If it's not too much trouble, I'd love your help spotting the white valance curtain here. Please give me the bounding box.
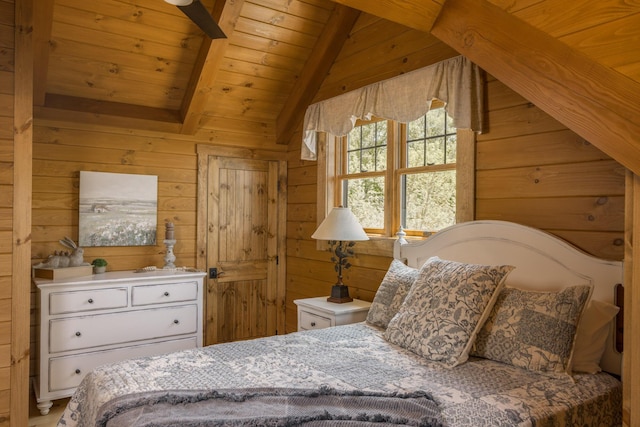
[301,56,484,160]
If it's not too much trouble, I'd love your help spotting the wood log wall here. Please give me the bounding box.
[284,16,625,333]
[0,0,15,421]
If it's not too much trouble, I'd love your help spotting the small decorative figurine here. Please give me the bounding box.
[33,237,89,269]
[163,221,177,269]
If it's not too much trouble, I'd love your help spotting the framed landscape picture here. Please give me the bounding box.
[79,171,158,247]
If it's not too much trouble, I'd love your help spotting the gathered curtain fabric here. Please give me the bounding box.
[301,55,484,161]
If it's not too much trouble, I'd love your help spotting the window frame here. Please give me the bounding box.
[316,110,475,255]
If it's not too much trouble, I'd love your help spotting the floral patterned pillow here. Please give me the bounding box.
[366,259,419,329]
[471,285,592,375]
[384,257,514,368]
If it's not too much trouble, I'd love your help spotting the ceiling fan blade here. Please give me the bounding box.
[177,0,227,39]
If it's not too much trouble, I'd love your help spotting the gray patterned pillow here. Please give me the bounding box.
[384,257,514,368]
[471,285,592,375]
[366,259,419,329]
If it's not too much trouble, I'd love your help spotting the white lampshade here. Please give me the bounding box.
[164,0,193,6]
[311,207,369,241]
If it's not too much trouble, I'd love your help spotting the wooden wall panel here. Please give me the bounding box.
[0,0,14,422]
[476,75,625,260]
[284,16,626,334]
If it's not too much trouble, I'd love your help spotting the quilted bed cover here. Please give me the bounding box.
[57,323,621,427]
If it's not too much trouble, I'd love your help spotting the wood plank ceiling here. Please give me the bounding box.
[31,0,640,175]
[33,0,355,140]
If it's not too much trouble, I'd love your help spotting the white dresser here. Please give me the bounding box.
[33,269,205,415]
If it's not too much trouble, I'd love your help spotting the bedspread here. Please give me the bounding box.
[57,323,621,427]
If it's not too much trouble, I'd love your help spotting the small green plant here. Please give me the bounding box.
[91,258,108,267]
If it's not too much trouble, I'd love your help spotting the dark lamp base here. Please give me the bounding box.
[327,284,353,303]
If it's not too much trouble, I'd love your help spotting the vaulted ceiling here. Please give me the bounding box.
[32,0,640,174]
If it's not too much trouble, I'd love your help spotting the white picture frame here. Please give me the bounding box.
[79,171,158,247]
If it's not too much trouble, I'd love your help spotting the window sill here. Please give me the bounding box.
[355,234,429,258]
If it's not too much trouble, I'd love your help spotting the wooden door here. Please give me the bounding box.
[205,156,279,344]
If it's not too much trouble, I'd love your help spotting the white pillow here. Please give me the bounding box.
[571,300,620,374]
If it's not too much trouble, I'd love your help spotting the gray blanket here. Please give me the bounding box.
[97,386,443,427]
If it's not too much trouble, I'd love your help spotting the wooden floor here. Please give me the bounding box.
[28,394,68,427]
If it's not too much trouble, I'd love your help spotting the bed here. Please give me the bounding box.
[57,220,623,427]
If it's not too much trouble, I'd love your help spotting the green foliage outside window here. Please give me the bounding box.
[339,107,457,235]
[345,177,385,229]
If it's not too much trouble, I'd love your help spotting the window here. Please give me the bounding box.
[321,104,475,242]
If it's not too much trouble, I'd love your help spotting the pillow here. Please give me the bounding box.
[571,299,619,374]
[471,285,592,375]
[366,259,419,329]
[384,257,514,368]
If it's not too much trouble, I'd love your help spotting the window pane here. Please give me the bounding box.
[376,146,387,170]
[360,147,377,172]
[446,135,457,164]
[406,108,457,168]
[344,177,384,229]
[408,115,426,140]
[362,124,377,148]
[426,137,445,166]
[407,140,425,168]
[427,108,445,136]
[347,122,387,173]
[348,128,361,151]
[402,170,455,232]
[347,150,360,174]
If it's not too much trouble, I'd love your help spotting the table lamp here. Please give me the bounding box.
[311,207,369,303]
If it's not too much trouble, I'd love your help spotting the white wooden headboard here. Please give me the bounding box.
[394,220,623,375]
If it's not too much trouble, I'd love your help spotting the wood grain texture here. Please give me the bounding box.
[431,0,640,176]
[12,0,640,420]
[12,0,32,424]
[328,0,443,32]
[180,0,244,134]
[276,4,360,145]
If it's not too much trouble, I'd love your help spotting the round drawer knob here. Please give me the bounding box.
[75,369,81,375]
[164,292,170,297]
[173,319,179,324]
[75,331,81,337]
[88,298,94,304]
[310,322,316,327]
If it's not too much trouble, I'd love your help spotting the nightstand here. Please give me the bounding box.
[294,297,371,332]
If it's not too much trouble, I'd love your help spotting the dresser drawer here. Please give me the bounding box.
[132,281,198,306]
[49,304,198,353]
[299,310,332,330]
[49,288,128,315]
[48,337,197,392]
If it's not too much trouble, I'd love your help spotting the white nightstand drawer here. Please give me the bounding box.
[132,281,198,306]
[294,297,372,332]
[49,304,198,353]
[48,337,197,392]
[299,310,332,330]
[49,288,128,314]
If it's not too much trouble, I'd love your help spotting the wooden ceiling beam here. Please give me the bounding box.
[431,0,640,176]
[179,0,245,135]
[275,4,360,146]
[32,0,55,106]
[36,94,183,133]
[327,0,443,33]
